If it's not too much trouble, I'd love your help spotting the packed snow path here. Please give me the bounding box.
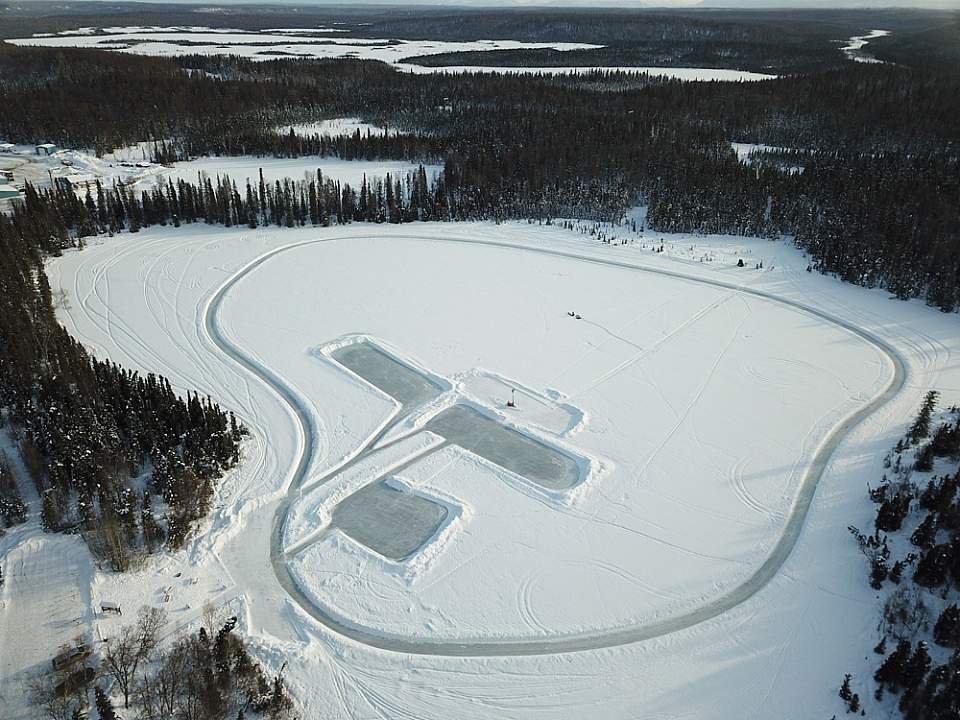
[200,232,905,656]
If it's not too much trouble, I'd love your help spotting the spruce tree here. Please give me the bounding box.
[95,685,117,720]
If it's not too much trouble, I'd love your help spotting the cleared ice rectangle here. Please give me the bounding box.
[331,341,442,409]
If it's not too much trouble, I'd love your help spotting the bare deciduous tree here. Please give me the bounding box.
[101,605,167,708]
[201,600,220,640]
[137,637,189,720]
[883,585,931,641]
[28,673,80,720]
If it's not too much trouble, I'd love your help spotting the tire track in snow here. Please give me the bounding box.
[197,231,905,656]
[571,281,748,399]
[516,570,551,635]
[729,456,776,519]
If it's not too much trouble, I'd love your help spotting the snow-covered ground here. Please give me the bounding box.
[5,27,777,81]
[0,431,95,720]
[12,216,950,718]
[0,144,440,196]
[217,231,887,641]
[277,118,401,139]
[730,142,792,161]
[729,142,807,174]
[0,144,166,191]
[162,156,440,189]
[101,140,165,163]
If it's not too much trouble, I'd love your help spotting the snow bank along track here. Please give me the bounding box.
[202,233,906,657]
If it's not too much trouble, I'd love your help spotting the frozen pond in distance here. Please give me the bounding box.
[331,341,442,410]
[425,405,580,491]
[332,480,448,561]
[6,27,777,81]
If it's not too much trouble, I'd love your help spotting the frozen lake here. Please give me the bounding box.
[7,26,777,81]
[44,219,960,719]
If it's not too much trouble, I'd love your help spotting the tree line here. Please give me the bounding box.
[0,449,27,532]
[0,179,245,570]
[847,392,960,718]
[31,605,295,720]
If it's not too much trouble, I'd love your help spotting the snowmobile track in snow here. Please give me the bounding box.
[203,232,906,656]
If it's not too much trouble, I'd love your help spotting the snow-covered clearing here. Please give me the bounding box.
[277,118,402,139]
[730,142,793,161]
[729,142,807,174]
[0,534,95,718]
[0,432,95,719]
[0,144,440,197]
[161,156,440,189]
[100,140,164,163]
[0,145,166,191]
[14,215,950,717]
[5,28,777,81]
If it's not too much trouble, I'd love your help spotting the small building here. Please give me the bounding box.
[0,177,19,201]
[52,643,91,672]
[64,173,98,192]
[36,143,57,156]
[100,600,122,615]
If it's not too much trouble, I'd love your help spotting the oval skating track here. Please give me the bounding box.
[201,233,905,657]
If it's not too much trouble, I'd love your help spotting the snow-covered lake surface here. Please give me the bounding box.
[231,228,890,641]
[841,29,891,64]
[18,216,955,718]
[5,27,776,81]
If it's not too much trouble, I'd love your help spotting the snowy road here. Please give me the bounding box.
[202,232,905,656]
